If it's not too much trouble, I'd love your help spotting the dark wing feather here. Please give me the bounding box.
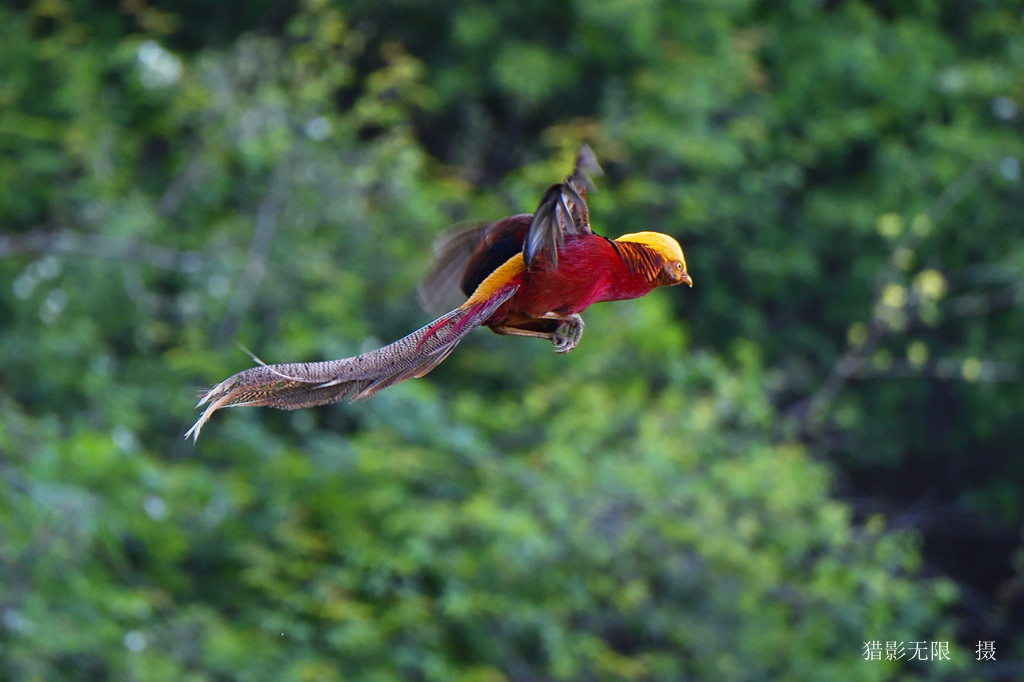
[522,145,604,271]
[568,143,602,197]
[186,285,518,442]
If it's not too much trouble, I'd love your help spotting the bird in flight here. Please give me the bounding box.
[186,146,691,441]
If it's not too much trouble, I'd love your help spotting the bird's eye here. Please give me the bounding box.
[674,262,683,271]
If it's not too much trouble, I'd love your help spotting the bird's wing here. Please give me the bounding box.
[416,221,491,314]
[522,144,604,271]
[419,146,604,306]
[186,282,519,442]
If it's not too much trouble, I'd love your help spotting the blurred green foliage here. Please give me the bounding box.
[1,0,1022,679]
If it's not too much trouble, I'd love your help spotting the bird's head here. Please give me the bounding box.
[616,231,692,287]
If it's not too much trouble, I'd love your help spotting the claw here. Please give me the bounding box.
[551,314,584,354]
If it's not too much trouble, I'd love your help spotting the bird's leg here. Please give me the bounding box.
[490,313,585,354]
[489,323,556,340]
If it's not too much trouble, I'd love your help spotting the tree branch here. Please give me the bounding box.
[790,160,995,430]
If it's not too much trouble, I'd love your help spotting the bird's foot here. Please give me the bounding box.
[552,314,584,354]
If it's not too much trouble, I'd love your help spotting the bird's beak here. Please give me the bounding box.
[680,272,693,287]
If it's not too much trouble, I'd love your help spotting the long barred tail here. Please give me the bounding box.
[185,286,517,442]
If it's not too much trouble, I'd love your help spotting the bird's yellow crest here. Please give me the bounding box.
[615,231,687,270]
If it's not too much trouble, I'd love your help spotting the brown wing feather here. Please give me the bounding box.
[417,221,491,314]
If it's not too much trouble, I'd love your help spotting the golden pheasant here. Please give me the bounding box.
[186,146,691,441]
